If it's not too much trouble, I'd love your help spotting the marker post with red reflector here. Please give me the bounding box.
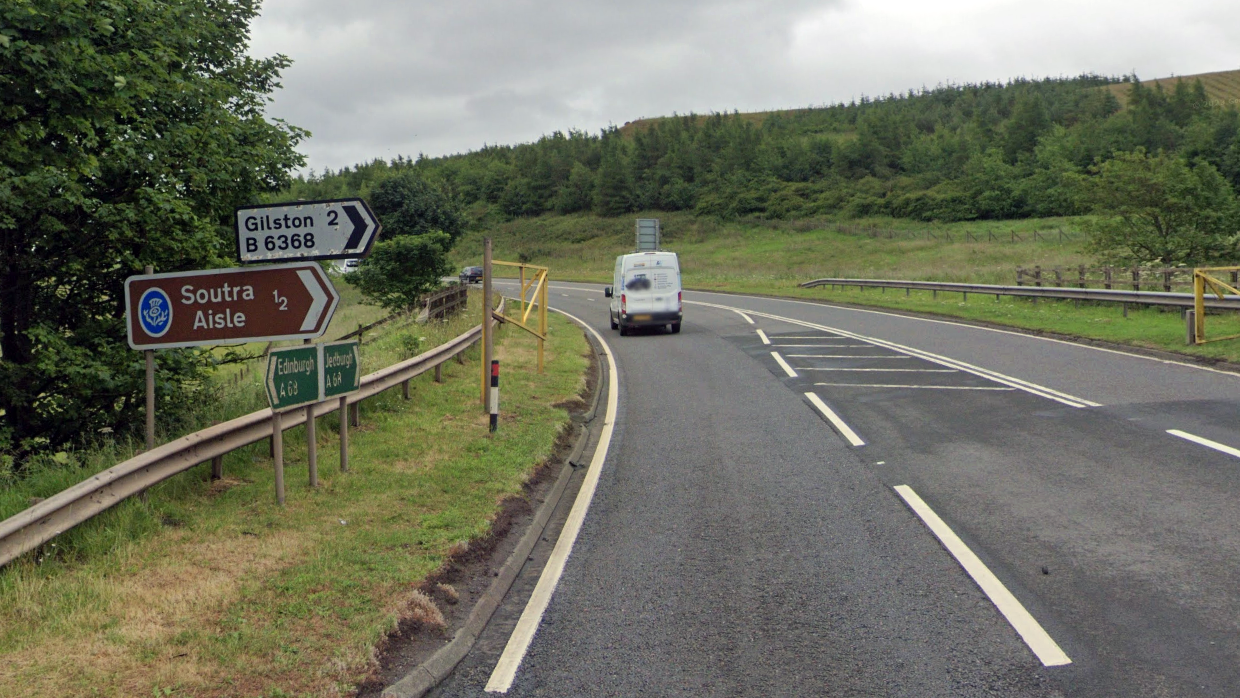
[489,360,500,433]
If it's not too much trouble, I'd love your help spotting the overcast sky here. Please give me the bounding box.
[248,0,1240,174]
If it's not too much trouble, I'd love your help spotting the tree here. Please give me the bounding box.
[347,172,463,310]
[1077,149,1240,265]
[592,144,633,216]
[368,171,465,242]
[0,0,305,459]
[345,233,453,312]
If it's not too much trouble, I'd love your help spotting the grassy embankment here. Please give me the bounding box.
[454,211,1240,362]
[0,293,590,697]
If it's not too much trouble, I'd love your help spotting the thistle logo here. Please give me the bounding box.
[138,287,172,338]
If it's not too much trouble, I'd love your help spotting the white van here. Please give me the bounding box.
[605,251,682,335]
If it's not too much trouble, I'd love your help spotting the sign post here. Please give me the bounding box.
[322,341,361,474]
[143,264,155,451]
[125,263,339,350]
[235,198,380,264]
[265,341,360,498]
[265,344,318,504]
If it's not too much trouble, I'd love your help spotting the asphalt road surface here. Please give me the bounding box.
[427,281,1240,697]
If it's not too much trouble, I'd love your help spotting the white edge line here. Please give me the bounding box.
[484,308,620,693]
[771,351,798,378]
[804,392,866,446]
[735,309,755,324]
[756,329,770,344]
[893,485,1071,667]
[1168,429,1240,459]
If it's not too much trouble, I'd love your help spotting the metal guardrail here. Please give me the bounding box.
[800,278,1240,310]
[0,322,486,569]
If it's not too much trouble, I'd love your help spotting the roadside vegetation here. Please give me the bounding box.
[0,299,590,697]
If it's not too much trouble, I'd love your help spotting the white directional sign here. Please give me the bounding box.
[234,198,381,264]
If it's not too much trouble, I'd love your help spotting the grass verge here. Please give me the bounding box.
[0,302,589,697]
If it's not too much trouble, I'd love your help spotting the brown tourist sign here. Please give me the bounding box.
[125,263,339,350]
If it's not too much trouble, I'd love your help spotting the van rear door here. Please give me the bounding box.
[621,254,679,319]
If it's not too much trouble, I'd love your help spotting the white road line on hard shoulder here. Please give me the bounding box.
[688,301,1099,408]
[801,368,957,373]
[772,344,874,347]
[1168,430,1240,459]
[734,309,756,324]
[893,485,1072,667]
[771,352,798,378]
[814,383,1015,391]
[484,308,620,693]
[788,355,911,359]
[756,329,771,345]
[805,392,865,446]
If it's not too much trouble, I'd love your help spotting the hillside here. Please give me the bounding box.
[285,68,1240,241]
[1102,68,1240,107]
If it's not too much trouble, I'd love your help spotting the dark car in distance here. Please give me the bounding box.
[459,266,484,284]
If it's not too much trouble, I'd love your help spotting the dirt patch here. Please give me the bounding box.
[352,331,598,697]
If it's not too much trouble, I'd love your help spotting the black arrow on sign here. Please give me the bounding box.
[343,205,371,251]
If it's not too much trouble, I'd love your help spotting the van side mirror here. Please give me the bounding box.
[604,287,613,298]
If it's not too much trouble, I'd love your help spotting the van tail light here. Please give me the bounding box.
[678,291,682,312]
[621,294,627,313]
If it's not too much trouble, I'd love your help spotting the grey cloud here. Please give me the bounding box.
[249,0,1240,172]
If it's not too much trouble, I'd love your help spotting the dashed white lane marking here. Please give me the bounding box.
[805,392,865,446]
[787,355,912,359]
[735,310,756,324]
[484,309,620,693]
[690,301,1098,408]
[756,329,771,345]
[800,368,957,373]
[1168,429,1240,459]
[893,485,1072,667]
[815,383,1015,391]
[771,352,798,377]
[561,293,569,297]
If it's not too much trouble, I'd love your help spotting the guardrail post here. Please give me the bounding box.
[402,379,410,400]
[211,455,223,481]
[339,396,349,472]
[435,363,443,383]
[273,410,285,505]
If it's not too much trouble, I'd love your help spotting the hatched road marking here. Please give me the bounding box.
[735,310,756,324]
[805,392,865,446]
[894,485,1072,667]
[691,301,1099,408]
[799,368,957,373]
[756,329,771,345]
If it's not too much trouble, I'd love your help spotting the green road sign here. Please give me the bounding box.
[266,345,321,411]
[322,341,360,399]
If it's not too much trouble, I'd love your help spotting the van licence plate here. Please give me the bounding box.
[632,314,651,321]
